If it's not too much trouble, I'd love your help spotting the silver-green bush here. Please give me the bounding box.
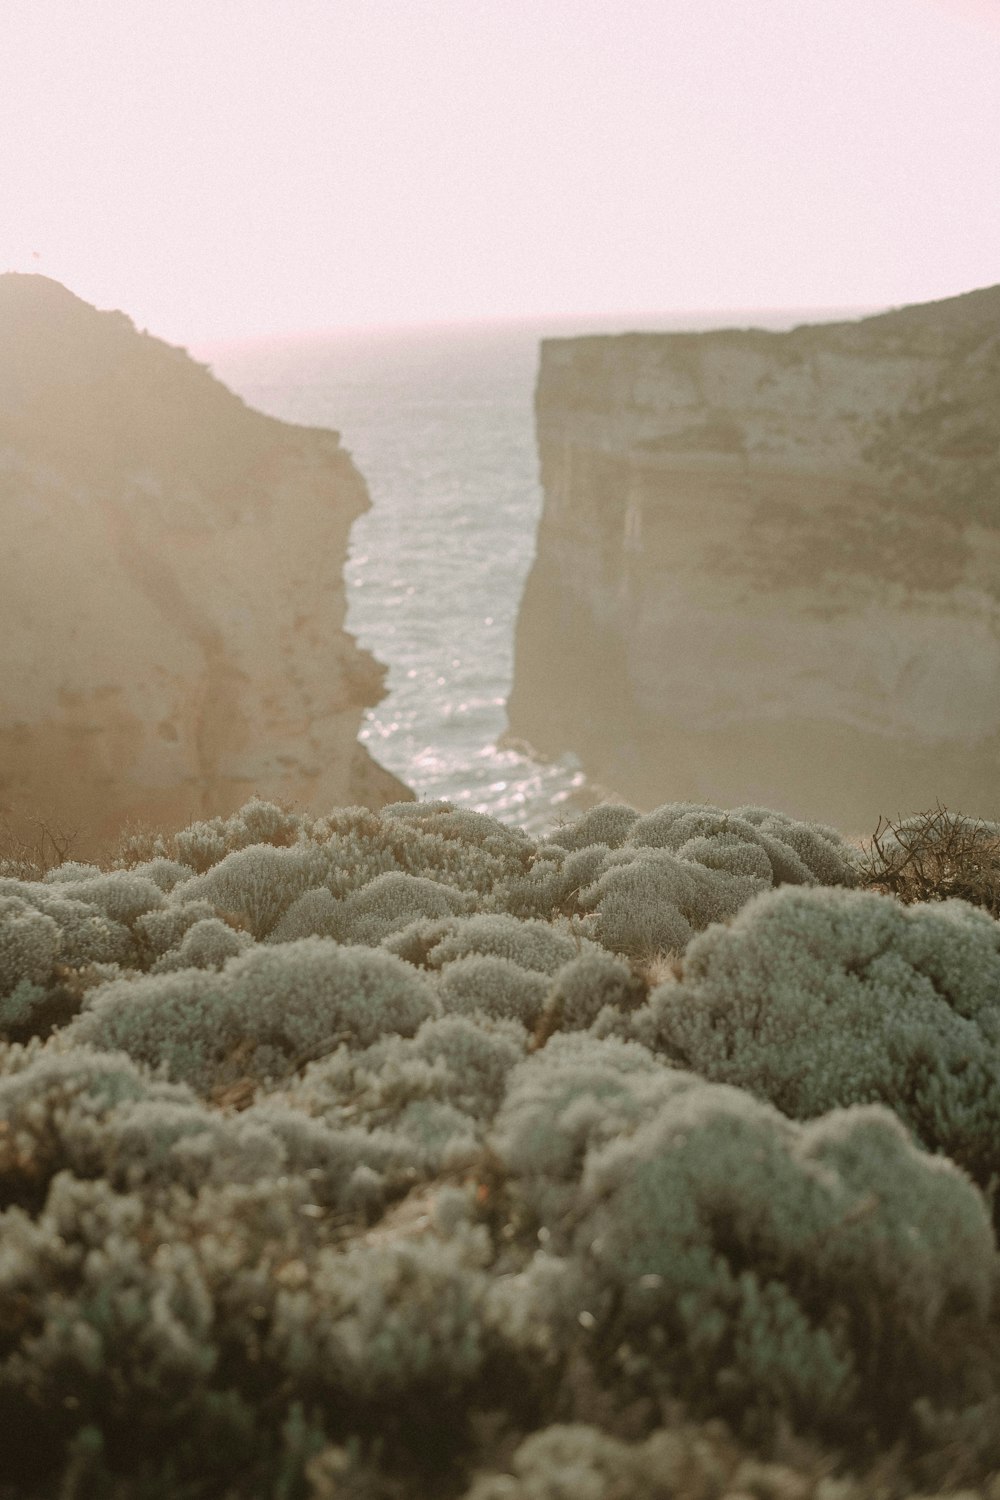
[647,884,1000,1184]
[2,796,997,1499]
[66,939,441,1090]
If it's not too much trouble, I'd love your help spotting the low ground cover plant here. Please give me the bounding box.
[1,795,999,1499]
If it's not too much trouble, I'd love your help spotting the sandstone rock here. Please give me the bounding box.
[0,274,411,859]
[509,286,1000,831]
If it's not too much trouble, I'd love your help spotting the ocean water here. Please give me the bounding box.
[198,308,857,830]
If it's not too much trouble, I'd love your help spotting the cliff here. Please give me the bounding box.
[509,285,1000,830]
[0,274,411,857]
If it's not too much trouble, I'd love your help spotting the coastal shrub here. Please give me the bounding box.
[633,1101,988,1422]
[425,914,583,975]
[492,1034,686,1223]
[260,875,470,952]
[287,1034,458,1128]
[286,1014,523,1141]
[492,841,617,922]
[0,978,53,1035]
[487,844,575,920]
[171,802,535,929]
[220,940,440,1051]
[647,885,1000,1186]
[0,894,61,994]
[316,800,531,899]
[127,855,195,892]
[461,1421,830,1500]
[233,1101,425,1210]
[0,1155,500,1488]
[628,803,858,887]
[169,796,304,872]
[177,842,334,938]
[89,1096,287,1191]
[0,883,137,975]
[731,805,861,888]
[570,800,859,966]
[39,860,102,883]
[266,885,343,943]
[64,966,252,1090]
[381,915,466,967]
[0,890,135,1039]
[457,1418,1000,1500]
[547,802,641,852]
[674,830,774,882]
[0,1043,427,1222]
[66,939,441,1090]
[265,1228,492,1405]
[47,900,135,972]
[496,802,859,940]
[118,797,861,970]
[577,846,764,959]
[413,1015,524,1119]
[381,800,534,861]
[40,869,165,927]
[0,1045,267,1208]
[133,898,219,960]
[328,871,477,946]
[0,1174,217,1429]
[5,794,1000,1496]
[536,948,643,1039]
[557,843,616,901]
[438,954,550,1027]
[150,915,254,972]
[504,1076,995,1439]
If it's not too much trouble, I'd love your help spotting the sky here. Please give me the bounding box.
[2,0,999,343]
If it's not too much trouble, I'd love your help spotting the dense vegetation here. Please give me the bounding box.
[2,795,999,1498]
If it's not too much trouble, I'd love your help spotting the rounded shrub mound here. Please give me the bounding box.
[460,1421,833,1500]
[498,1071,995,1442]
[576,846,765,958]
[647,884,1000,1187]
[67,938,441,1091]
[555,802,860,962]
[623,801,859,887]
[1,894,61,996]
[4,796,1000,1498]
[438,953,550,1028]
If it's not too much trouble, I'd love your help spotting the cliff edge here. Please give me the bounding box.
[0,274,411,857]
[508,285,1000,829]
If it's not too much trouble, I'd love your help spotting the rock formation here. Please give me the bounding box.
[0,274,411,858]
[508,286,1000,830]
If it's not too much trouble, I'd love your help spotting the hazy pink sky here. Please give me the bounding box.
[3,0,999,342]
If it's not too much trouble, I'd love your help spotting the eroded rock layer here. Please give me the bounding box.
[509,286,1000,829]
[0,274,410,857]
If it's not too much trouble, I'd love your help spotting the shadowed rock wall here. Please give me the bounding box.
[508,285,1000,830]
[0,274,411,857]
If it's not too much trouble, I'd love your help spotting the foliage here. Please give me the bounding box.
[0,796,997,1498]
[644,884,1000,1190]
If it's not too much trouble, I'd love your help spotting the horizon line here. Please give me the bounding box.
[190,300,890,353]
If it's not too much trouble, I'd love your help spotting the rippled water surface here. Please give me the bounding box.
[198,310,843,829]
[198,322,591,829]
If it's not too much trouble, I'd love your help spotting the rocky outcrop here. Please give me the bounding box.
[0,274,411,858]
[508,286,1000,830]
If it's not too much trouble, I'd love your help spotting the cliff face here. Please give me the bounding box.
[0,274,410,857]
[509,286,1000,830]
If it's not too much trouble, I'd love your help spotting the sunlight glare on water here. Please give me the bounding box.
[197,322,590,830]
[200,310,832,830]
